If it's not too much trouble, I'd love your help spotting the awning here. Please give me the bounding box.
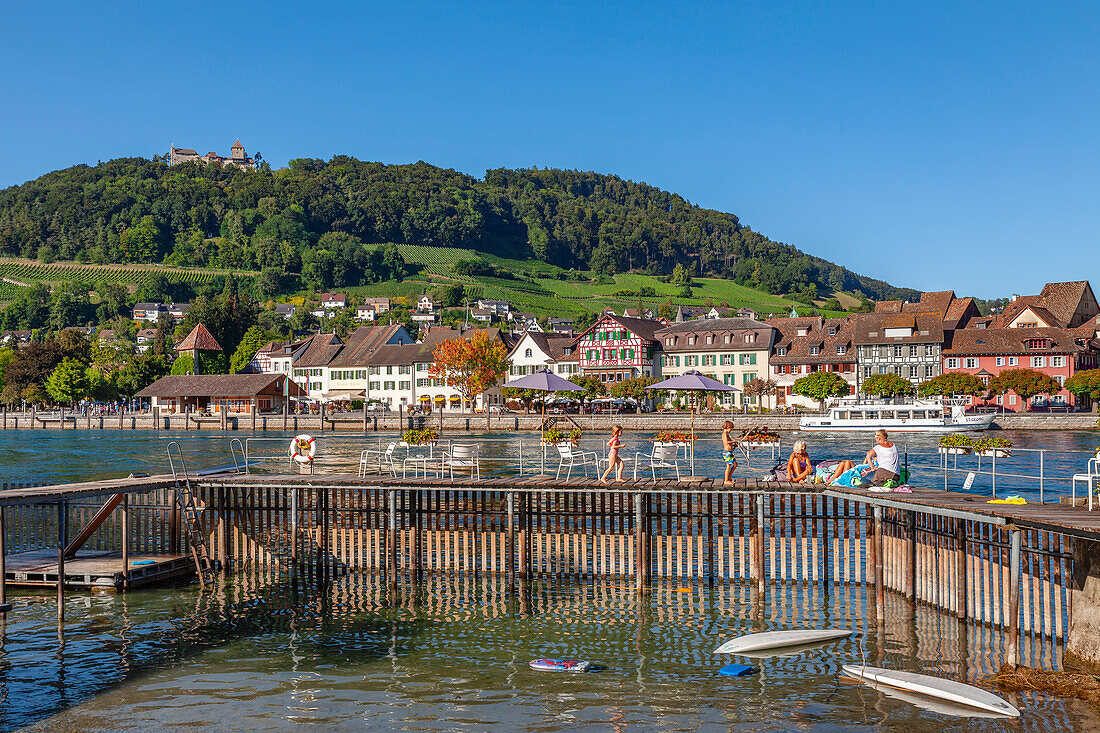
[418,395,431,402]
[433,395,446,402]
[321,390,366,402]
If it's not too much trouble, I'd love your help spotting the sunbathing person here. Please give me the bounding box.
[786,441,813,483]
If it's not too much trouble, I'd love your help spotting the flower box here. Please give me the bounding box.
[741,440,780,449]
[938,447,972,456]
[976,448,1011,458]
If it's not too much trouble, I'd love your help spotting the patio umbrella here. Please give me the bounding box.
[647,370,739,474]
[502,369,584,444]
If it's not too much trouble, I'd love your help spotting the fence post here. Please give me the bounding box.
[907,511,917,601]
[873,505,884,623]
[121,494,129,591]
[752,494,765,594]
[387,489,397,590]
[507,491,516,591]
[634,493,646,594]
[956,518,967,619]
[283,402,288,431]
[363,400,368,432]
[1006,528,1021,668]
[0,507,6,612]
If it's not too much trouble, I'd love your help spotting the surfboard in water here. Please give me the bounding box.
[841,665,1020,718]
[529,659,591,673]
[713,629,852,655]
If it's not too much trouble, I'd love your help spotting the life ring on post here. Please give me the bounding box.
[290,434,316,465]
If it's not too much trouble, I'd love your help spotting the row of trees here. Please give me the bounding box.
[0,156,917,301]
[789,368,1087,411]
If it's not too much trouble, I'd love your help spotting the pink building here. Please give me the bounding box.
[571,314,661,383]
[943,327,1099,410]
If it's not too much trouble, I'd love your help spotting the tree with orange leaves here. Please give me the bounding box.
[429,330,510,427]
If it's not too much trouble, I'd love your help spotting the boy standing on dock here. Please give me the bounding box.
[722,421,738,486]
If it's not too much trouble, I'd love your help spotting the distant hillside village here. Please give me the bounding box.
[100,280,1100,416]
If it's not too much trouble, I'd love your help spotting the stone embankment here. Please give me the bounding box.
[0,409,1094,432]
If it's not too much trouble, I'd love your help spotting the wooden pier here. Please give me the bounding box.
[4,468,1100,667]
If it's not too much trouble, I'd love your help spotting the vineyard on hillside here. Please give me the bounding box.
[0,260,252,292]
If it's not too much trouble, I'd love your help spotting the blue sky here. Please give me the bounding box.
[2,1,1098,298]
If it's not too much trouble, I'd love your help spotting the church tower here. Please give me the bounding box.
[231,139,245,160]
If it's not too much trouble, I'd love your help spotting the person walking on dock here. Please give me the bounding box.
[600,425,626,484]
[865,429,900,486]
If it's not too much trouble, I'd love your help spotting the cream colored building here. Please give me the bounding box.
[654,318,776,408]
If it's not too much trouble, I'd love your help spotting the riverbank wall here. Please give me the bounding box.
[1,410,1095,432]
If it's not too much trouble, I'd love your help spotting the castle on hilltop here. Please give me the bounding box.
[169,140,255,170]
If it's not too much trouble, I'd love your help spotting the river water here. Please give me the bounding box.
[1,428,1099,731]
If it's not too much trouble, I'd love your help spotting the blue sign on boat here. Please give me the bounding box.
[718,663,758,677]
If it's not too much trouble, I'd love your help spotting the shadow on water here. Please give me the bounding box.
[0,571,1093,732]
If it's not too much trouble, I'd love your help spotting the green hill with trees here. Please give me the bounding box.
[0,156,917,303]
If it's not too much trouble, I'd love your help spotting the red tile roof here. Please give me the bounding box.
[176,323,222,352]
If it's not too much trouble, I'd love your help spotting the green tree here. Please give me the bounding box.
[917,372,985,398]
[989,368,1063,412]
[860,373,915,398]
[609,375,661,412]
[115,355,169,397]
[0,347,16,391]
[573,375,606,411]
[84,366,117,402]
[230,325,271,373]
[1065,369,1100,411]
[45,357,88,406]
[21,383,47,408]
[501,387,540,413]
[792,371,851,410]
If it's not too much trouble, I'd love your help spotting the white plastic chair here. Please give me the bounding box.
[445,444,481,479]
[1073,453,1100,510]
[637,443,682,481]
[359,442,398,477]
[555,443,600,479]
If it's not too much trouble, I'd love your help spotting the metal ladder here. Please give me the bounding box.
[166,442,216,588]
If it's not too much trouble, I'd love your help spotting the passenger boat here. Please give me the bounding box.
[798,398,994,433]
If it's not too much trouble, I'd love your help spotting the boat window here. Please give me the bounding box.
[835,411,847,420]
[897,411,911,419]
[848,411,862,419]
[912,410,926,419]
[879,411,894,419]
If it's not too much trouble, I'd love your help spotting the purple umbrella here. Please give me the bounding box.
[647,370,739,473]
[502,369,584,442]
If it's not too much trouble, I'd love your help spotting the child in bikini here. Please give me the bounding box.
[600,425,626,484]
[722,420,738,486]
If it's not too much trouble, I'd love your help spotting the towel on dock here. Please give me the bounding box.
[988,495,1027,505]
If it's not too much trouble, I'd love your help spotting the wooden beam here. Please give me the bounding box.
[63,494,125,558]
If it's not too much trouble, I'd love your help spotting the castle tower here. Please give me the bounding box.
[231,139,245,160]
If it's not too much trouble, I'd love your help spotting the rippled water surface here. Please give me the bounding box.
[0,428,1098,730]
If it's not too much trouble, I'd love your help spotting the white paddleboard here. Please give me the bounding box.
[713,628,851,655]
[841,665,1019,718]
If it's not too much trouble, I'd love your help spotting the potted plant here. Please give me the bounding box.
[974,436,1012,458]
[739,427,780,448]
[402,428,439,446]
[653,431,696,446]
[938,434,974,455]
[541,427,580,446]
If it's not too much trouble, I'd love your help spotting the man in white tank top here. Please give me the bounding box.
[864,429,900,486]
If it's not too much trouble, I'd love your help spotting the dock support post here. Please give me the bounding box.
[906,511,917,601]
[118,406,123,430]
[634,493,645,594]
[956,519,967,619]
[121,494,129,591]
[387,489,397,590]
[0,507,6,613]
[251,400,256,431]
[752,494,765,594]
[506,492,516,591]
[290,486,298,567]
[363,400,368,432]
[283,403,288,431]
[57,501,67,622]
[519,493,529,581]
[1006,528,1021,668]
[873,506,884,623]
[821,497,830,589]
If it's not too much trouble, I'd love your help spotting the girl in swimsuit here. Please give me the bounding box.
[786,441,813,483]
[600,425,625,484]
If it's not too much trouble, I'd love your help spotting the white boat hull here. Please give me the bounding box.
[798,417,994,433]
[841,664,1020,717]
[713,628,851,655]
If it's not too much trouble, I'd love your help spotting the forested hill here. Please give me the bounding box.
[0,156,918,301]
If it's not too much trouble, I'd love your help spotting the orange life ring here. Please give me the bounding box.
[290,434,316,464]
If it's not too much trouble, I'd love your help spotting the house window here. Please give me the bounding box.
[909,345,918,357]
[724,335,730,344]
[836,345,846,355]
[879,366,889,375]
[925,345,935,357]
[894,366,903,376]
[946,358,960,369]
[688,336,696,345]
[925,365,935,378]
[809,346,819,355]
[995,357,1005,367]
[1052,356,1065,368]
[863,366,872,377]
[1009,357,1018,366]
[964,358,978,369]
[525,348,532,358]
[776,347,787,356]
[893,345,903,358]
[706,335,714,344]
[1032,356,1046,368]
[828,327,837,335]
[745,333,756,344]
[909,365,918,378]
[721,354,733,365]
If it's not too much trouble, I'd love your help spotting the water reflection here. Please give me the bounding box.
[0,572,1086,731]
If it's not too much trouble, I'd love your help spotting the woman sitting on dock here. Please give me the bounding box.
[786,441,813,483]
